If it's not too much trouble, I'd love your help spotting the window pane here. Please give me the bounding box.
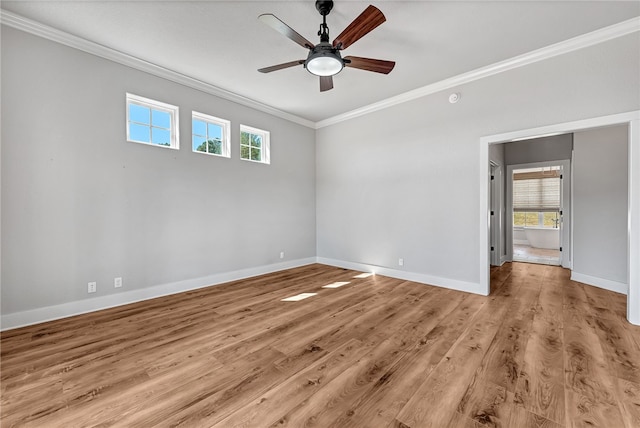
[251,147,261,161]
[207,123,222,140]
[251,134,262,148]
[543,212,559,227]
[193,119,206,136]
[209,139,222,155]
[241,131,250,145]
[525,212,538,226]
[129,104,150,124]
[152,128,171,146]
[513,212,525,226]
[196,140,222,154]
[152,109,171,129]
[193,135,207,152]
[129,123,150,142]
[241,145,250,159]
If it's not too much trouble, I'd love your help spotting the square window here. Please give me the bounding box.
[126,93,179,149]
[192,112,230,158]
[240,125,270,164]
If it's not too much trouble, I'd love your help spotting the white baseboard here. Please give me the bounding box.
[2,257,487,331]
[0,257,317,331]
[513,239,530,245]
[571,271,628,295]
[316,257,484,296]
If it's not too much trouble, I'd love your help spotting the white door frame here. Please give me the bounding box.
[489,162,501,266]
[479,110,640,326]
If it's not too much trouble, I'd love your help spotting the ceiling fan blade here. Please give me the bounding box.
[258,60,305,73]
[320,75,333,92]
[344,56,395,74]
[259,14,315,49]
[332,5,386,50]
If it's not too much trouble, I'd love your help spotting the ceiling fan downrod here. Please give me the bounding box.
[316,0,333,42]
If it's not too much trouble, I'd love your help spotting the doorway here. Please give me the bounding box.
[505,159,571,269]
[479,111,640,326]
[509,164,563,266]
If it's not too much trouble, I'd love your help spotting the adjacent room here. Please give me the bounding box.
[2,1,640,427]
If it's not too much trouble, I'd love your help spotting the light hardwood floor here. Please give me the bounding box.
[2,263,639,427]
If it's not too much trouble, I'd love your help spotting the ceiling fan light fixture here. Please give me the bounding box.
[305,46,344,76]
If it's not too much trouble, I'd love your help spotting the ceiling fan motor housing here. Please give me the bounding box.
[315,0,334,16]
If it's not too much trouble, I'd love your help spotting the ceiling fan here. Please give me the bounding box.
[258,0,395,92]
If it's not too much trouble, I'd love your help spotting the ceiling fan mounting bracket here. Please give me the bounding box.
[315,0,334,16]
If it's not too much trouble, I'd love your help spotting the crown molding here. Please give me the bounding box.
[2,10,638,130]
[315,16,640,129]
[0,10,316,129]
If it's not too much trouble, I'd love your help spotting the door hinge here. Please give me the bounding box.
[491,246,495,251]
[560,210,563,215]
[491,175,495,180]
[560,174,563,179]
[491,211,494,215]
[560,247,563,252]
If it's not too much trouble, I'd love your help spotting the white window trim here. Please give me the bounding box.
[126,93,179,150]
[192,111,231,158]
[240,124,270,164]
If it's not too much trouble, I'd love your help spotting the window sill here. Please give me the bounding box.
[128,139,179,150]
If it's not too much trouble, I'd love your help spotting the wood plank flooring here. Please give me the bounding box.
[2,262,639,427]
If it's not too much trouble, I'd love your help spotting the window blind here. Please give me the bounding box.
[513,175,560,212]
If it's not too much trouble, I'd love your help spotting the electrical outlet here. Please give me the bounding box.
[280,251,285,259]
[88,282,97,293]
[114,277,122,288]
[398,258,404,266]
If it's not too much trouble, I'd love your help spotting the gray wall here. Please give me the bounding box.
[316,33,639,289]
[1,27,316,315]
[573,125,628,284]
[504,133,573,165]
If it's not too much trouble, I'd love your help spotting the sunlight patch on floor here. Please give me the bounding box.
[281,293,318,302]
[353,272,373,278]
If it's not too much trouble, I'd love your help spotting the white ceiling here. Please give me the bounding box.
[2,1,639,123]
